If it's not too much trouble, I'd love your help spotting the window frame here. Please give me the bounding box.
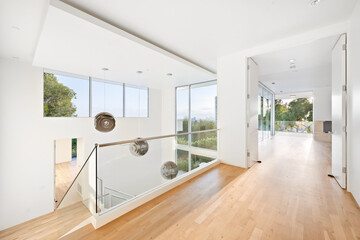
[43,69,149,118]
[124,83,149,118]
[90,77,125,118]
[175,80,217,171]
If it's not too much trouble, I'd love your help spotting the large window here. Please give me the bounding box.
[43,70,148,118]
[190,82,217,150]
[175,80,217,172]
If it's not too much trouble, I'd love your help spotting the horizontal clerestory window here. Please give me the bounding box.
[43,69,149,118]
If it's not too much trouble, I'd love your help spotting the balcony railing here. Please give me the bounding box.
[275,121,313,133]
[56,129,219,217]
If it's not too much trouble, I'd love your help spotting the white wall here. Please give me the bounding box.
[348,0,360,205]
[313,87,332,121]
[55,138,72,164]
[217,54,248,168]
[0,58,165,230]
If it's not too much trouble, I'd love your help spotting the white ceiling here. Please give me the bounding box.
[276,91,313,100]
[253,35,339,94]
[61,0,357,72]
[0,0,357,77]
[32,1,215,89]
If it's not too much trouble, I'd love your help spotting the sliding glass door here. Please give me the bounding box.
[258,84,274,142]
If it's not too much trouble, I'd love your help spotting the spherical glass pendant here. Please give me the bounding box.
[161,161,178,180]
[129,138,149,156]
[94,112,116,132]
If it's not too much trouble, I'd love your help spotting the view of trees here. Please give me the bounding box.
[72,138,77,158]
[275,98,313,133]
[176,149,214,173]
[177,118,217,150]
[43,73,77,117]
[275,98,313,122]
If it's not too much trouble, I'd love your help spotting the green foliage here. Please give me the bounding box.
[43,73,77,117]
[191,155,213,169]
[72,138,77,158]
[177,136,188,145]
[275,98,313,121]
[191,119,216,131]
[177,159,189,172]
[191,136,217,150]
[177,118,217,150]
[176,150,189,172]
[275,101,288,121]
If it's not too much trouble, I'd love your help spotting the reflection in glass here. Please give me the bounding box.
[191,154,214,170]
[176,149,189,173]
[258,85,274,142]
[176,86,189,145]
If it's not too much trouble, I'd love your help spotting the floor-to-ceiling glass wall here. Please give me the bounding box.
[258,84,275,142]
[175,80,217,173]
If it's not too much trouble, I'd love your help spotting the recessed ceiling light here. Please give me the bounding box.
[309,0,321,6]
[290,95,296,98]
[289,59,296,64]
[166,73,173,76]
[12,56,19,60]
[11,26,20,31]
[101,68,109,71]
[272,82,275,85]
[290,65,296,69]
[137,70,143,74]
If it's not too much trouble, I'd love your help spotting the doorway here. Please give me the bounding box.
[54,137,84,207]
[246,34,348,189]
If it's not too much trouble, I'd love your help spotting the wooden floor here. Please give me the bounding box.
[55,160,80,206]
[0,203,91,240]
[2,134,360,239]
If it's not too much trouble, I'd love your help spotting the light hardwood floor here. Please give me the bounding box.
[55,160,80,207]
[0,203,91,240]
[1,134,360,239]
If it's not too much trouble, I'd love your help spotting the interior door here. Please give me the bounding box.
[331,34,347,189]
[247,58,259,167]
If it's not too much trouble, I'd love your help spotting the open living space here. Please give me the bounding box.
[1,0,360,239]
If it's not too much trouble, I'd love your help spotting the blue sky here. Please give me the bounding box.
[177,84,217,121]
[55,74,89,117]
[55,74,147,117]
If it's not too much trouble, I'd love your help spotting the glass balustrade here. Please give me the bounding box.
[275,121,313,133]
[58,130,219,216]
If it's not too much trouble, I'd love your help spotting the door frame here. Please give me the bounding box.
[244,29,349,186]
[331,33,348,189]
[246,57,259,167]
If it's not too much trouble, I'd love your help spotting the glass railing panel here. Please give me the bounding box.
[96,130,218,215]
[191,154,215,170]
[275,121,313,133]
[190,130,217,150]
[57,146,97,215]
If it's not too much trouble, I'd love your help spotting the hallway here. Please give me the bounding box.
[63,134,360,239]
